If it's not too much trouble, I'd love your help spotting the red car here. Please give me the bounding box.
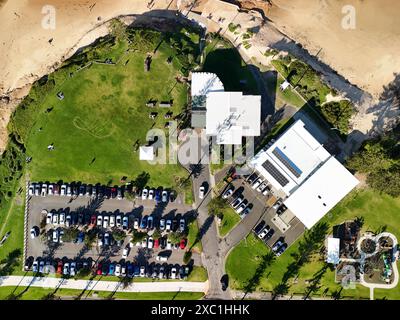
[90,214,97,226]
[154,238,159,249]
[96,263,102,275]
[57,261,63,274]
[180,238,187,250]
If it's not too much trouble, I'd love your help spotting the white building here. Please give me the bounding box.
[139,146,155,161]
[191,72,261,144]
[249,119,359,229]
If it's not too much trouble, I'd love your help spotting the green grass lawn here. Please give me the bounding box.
[226,188,400,299]
[187,220,203,252]
[0,286,204,300]
[20,36,190,187]
[218,207,241,237]
[187,266,208,282]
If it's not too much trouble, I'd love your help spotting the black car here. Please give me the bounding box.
[105,187,112,199]
[72,184,79,196]
[254,220,266,234]
[276,204,287,215]
[78,212,84,225]
[172,219,178,232]
[160,237,167,250]
[98,186,104,198]
[102,262,109,276]
[79,185,86,196]
[220,274,229,291]
[169,191,176,203]
[264,228,275,242]
[246,173,258,185]
[24,256,34,271]
[71,213,78,225]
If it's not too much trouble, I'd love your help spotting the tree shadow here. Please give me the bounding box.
[189,215,213,251]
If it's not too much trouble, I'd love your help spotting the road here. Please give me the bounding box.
[0,275,207,293]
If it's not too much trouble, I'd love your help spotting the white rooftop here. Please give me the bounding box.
[205,91,261,144]
[284,156,359,229]
[191,72,224,97]
[139,146,155,161]
[249,119,330,195]
[326,237,341,265]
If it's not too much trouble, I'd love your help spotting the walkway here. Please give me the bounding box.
[0,276,208,293]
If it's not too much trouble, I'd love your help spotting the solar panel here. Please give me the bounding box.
[261,160,289,187]
[272,147,302,178]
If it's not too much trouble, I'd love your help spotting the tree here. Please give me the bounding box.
[368,168,400,197]
[62,228,79,243]
[131,231,147,243]
[347,143,394,173]
[152,229,161,239]
[84,229,97,248]
[320,101,354,134]
[112,229,126,242]
[207,196,228,216]
[168,232,182,244]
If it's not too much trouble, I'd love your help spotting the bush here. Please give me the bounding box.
[320,100,354,134]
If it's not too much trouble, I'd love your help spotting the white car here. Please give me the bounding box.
[52,213,59,225]
[34,184,40,196]
[142,188,148,200]
[166,239,172,250]
[41,183,48,197]
[98,235,103,247]
[159,219,166,231]
[30,227,39,239]
[66,185,72,196]
[116,215,122,228]
[115,264,121,277]
[65,214,71,227]
[252,179,263,190]
[59,229,64,243]
[258,227,270,240]
[122,247,129,259]
[236,201,248,214]
[140,266,146,277]
[166,219,172,232]
[60,184,67,196]
[170,267,177,279]
[141,238,147,248]
[148,189,154,200]
[52,229,59,243]
[46,212,52,224]
[222,187,234,199]
[199,186,205,199]
[97,215,103,227]
[103,215,109,228]
[156,255,168,262]
[28,184,34,196]
[273,199,283,210]
[70,262,76,276]
[147,237,154,249]
[109,215,115,228]
[48,184,54,195]
[257,182,267,193]
[59,212,65,225]
[133,218,139,230]
[262,186,270,196]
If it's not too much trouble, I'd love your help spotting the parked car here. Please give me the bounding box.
[251,179,263,190]
[256,182,267,193]
[246,173,258,185]
[111,187,117,199]
[155,189,162,202]
[30,226,39,239]
[236,200,248,214]
[97,215,103,227]
[231,196,244,209]
[264,228,275,241]
[52,212,59,225]
[142,188,148,200]
[166,219,172,232]
[240,206,252,218]
[133,218,139,230]
[109,215,116,228]
[65,214,71,227]
[148,189,154,200]
[141,238,147,248]
[70,262,76,276]
[220,274,229,291]
[127,263,134,278]
[28,184,34,196]
[102,215,109,228]
[140,216,148,229]
[160,237,167,249]
[59,229,64,243]
[170,267,177,279]
[254,220,265,234]
[222,186,234,199]
[122,247,129,259]
[67,185,72,196]
[147,216,154,230]
[159,266,165,279]
[121,264,127,277]
[41,183,48,197]
[116,215,122,228]
[57,261,63,274]
[85,185,92,197]
[47,184,54,196]
[262,185,271,196]
[166,239,172,250]
[179,218,185,232]
[76,232,85,244]
[272,240,284,252]
[180,238,187,250]
[63,262,70,276]
[24,257,33,271]
[115,264,121,277]
[96,263,102,275]
[147,237,154,249]
[52,229,59,243]
[79,185,85,196]
[161,190,168,203]
[276,204,287,215]
[59,212,65,225]
[39,260,45,273]
[159,219,166,231]
[199,186,205,199]
[104,233,110,246]
[276,243,288,256]
[34,184,40,196]
[91,185,97,198]
[122,216,129,230]
[46,212,52,224]
[117,187,123,200]
[60,184,67,196]
[258,226,270,240]
[272,199,283,210]
[32,260,39,273]
[140,266,146,277]
[108,263,116,276]
[90,214,96,226]
[154,238,159,249]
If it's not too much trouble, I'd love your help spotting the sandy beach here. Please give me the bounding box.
[0,0,400,152]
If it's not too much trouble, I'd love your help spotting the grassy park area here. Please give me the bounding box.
[218,207,241,237]
[226,188,400,299]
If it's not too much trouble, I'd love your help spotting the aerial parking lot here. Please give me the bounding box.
[25,182,202,280]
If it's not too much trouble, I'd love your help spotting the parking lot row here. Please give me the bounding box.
[25,256,192,280]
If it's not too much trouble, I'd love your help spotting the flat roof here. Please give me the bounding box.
[139,146,155,161]
[284,157,359,229]
[205,91,261,144]
[249,119,330,194]
[191,72,224,98]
